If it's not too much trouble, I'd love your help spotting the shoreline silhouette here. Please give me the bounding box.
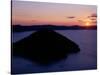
[12,25,97,32]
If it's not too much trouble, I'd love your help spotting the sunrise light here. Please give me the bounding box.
[12,1,97,26]
[83,18,92,26]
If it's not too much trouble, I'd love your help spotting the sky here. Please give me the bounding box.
[12,0,97,26]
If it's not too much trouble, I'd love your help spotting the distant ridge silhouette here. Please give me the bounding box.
[12,25,97,32]
[12,29,80,65]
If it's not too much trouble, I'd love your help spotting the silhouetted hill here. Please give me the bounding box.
[12,25,97,32]
[12,29,80,65]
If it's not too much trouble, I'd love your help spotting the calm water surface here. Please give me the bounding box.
[12,30,97,74]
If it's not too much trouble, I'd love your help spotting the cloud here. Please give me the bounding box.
[31,19,39,22]
[92,21,97,23]
[78,20,83,22]
[90,18,96,21]
[91,13,97,17]
[88,13,97,18]
[66,16,75,19]
[92,20,97,23]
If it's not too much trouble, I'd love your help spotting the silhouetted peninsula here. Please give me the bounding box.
[12,29,80,65]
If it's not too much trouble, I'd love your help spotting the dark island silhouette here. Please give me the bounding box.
[12,25,97,32]
[12,29,80,65]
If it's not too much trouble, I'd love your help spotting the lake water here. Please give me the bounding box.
[11,30,97,74]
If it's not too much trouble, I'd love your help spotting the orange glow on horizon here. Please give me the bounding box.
[79,18,94,26]
[84,19,92,26]
[12,1,97,26]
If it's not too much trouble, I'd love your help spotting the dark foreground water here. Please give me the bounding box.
[12,30,97,74]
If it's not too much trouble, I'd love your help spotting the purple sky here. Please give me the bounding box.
[12,0,97,26]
